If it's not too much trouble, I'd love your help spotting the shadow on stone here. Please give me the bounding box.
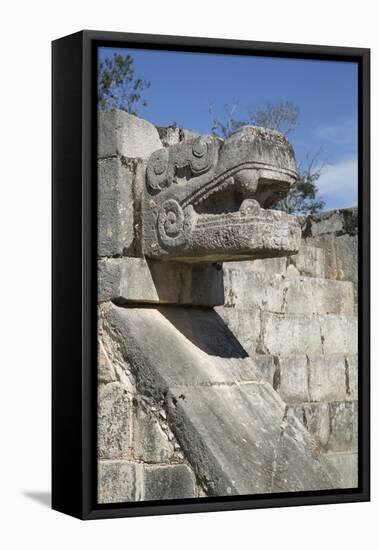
[158,306,248,358]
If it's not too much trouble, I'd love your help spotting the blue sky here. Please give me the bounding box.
[99,47,358,210]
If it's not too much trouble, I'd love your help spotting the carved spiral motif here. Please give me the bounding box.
[157,199,186,248]
[146,148,169,192]
[190,136,213,173]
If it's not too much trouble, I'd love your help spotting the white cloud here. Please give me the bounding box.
[314,118,357,147]
[317,157,358,209]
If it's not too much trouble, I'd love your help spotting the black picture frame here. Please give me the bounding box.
[52,30,370,520]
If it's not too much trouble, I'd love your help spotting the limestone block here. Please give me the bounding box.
[133,399,174,463]
[98,157,135,257]
[98,461,143,503]
[216,306,261,356]
[98,110,162,160]
[320,315,358,355]
[309,210,344,236]
[261,313,357,356]
[144,465,196,500]
[308,354,349,402]
[285,278,354,316]
[98,382,132,459]
[98,257,224,306]
[222,268,355,316]
[278,355,309,403]
[324,451,358,488]
[227,257,287,276]
[305,236,337,280]
[327,401,358,452]
[290,245,325,278]
[335,234,358,286]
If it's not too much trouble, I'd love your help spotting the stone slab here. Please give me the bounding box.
[144,465,197,500]
[98,157,135,257]
[261,313,357,356]
[98,461,144,503]
[98,257,224,306]
[98,382,132,460]
[98,110,162,160]
[324,451,358,488]
[221,268,355,316]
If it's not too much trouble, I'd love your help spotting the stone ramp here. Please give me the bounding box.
[105,303,340,496]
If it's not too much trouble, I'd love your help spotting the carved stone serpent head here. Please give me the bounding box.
[142,125,301,263]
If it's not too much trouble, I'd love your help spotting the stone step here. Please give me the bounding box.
[104,304,343,495]
[222,267,355,316]
[218,309,358,357]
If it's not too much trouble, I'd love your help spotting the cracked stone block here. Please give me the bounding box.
[98,382,132,459]
[98,110,162,160]
[327,401,358,452]
[308,353,350,402]
[324,451,358,488]
[98,157,135,257]
[98,257,224,306]
[278,355,309,404]
[290,402,330,448]
[144,465,196,500]
[133,399,174,463]
[98,461,144,503]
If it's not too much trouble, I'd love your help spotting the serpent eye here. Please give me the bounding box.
[146,148,169,192]
[192,136,208,158]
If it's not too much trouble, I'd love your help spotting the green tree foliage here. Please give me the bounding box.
[98,53,150,114]
[210,101,325,215]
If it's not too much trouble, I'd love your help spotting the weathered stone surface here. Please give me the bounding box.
[105,304,340,495]
[290,245,326,278]
[98,382,132,459]
[308,210,345,236]
[327,401,358,452]
[133,399,174,463]
[98,110,162,160]
[98,461,143,503]
[144,465,196,500]
[222,268,354,316]
[345,353,358,400]
[215,305,261,356]
[261,313,357,356]
[277,355,309,403]
[271,407,339,492]
[142,126,301,262]
[335,234,358,287]
[290,402,330,448]
[98,257,224,306]
[230,256,288,276]
[324,451,358,488]
[105,304,260,396]
[308,354,350,402]
[98,157,136,257]
[167,384,339,495]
